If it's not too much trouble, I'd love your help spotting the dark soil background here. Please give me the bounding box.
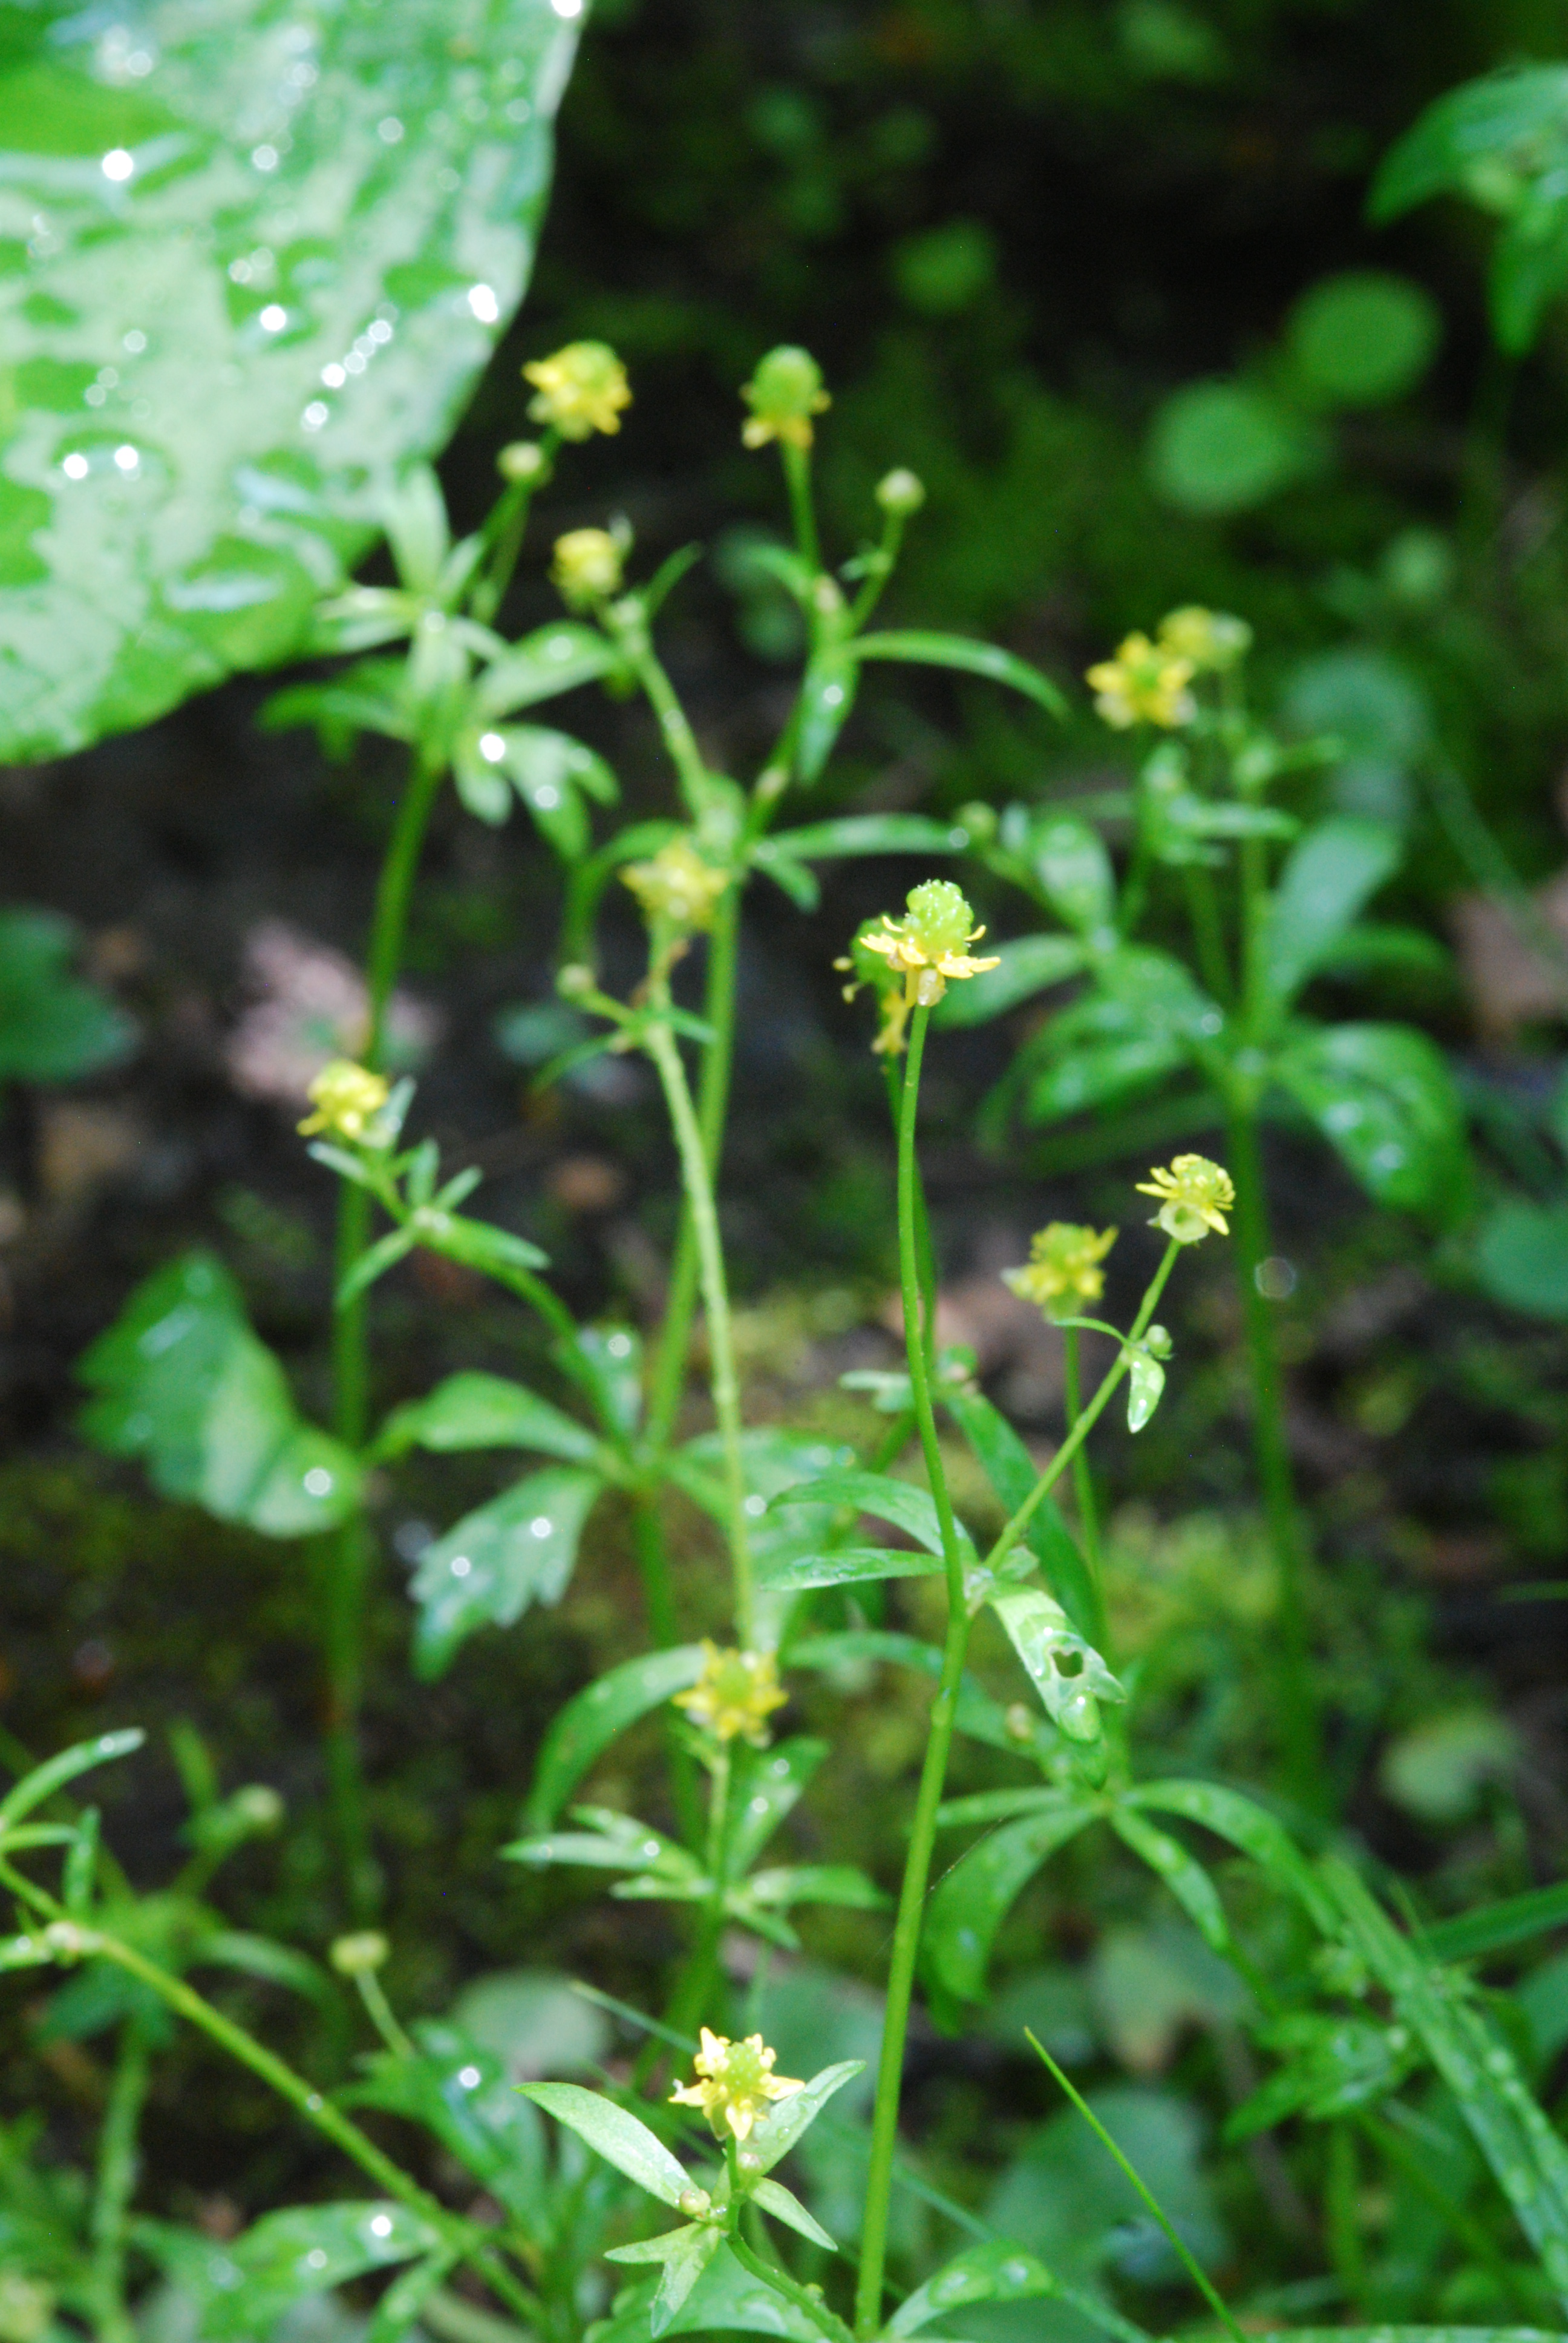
[7,0,1568,2225]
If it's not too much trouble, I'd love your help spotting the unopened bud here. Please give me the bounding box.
[1144,1324,1172,1360]
[231,1784,284,1831]
[556,963,595,999]
[737,2149,762,2172]
[875,467,925,517]
[1005,1702,1036,1744]
[678,2184,712,2219]
[330,1930,389,1977]
[498,440,547,483]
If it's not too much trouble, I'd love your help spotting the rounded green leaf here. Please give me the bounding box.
[1284,272,1441,408]
[1475,1200,1568,1322]
[0,0,581,761]
[1147,379,1316,515]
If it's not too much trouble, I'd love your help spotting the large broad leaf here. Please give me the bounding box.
[77,1251,362,1535]
[410,1465,603,1677]
[1370,68,1568,356]
[1258,816,1402,1011]
[0,0,581,761]
[1274,1021,1468,1219]
[0,909,136,1083]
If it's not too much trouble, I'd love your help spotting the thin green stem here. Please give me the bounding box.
[324,745,448,1920]
[1027,2034,1249,2343]
[730,2236,852,2343]
[855,1003,970,2340]
[354,1969,416,2061]
[90,2017,151,2343]
[645,1022,755,1646]
[1181,865,1231,1004]
[467,430,558,625]
[647,893,740,1451]
[0,1885,541,2333]
[1061,1327,1104,1643]
[981,1242,1180,1580]
[780,442,820,575]
[1224,1103,1321,1812]
[883,1059,937,1380]
[847,511,905,632]
[618,629,711,821]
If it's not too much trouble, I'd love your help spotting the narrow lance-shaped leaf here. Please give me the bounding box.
[524,1645,708,1829]
[852,631,1068,718]
[943,1383,1099,1636]
[1258,816,1402,1011]
[889,2239,1061,2335]
[521,2082,691,2208]
[923,1800,1096,2003]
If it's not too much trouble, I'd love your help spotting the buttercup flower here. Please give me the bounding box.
[740,346,830,451]
[523,341,631,440]
[297,1060,390,1142]
[1086,632,1197,730]
[875,467,926,516]
[673,1642,788,1745]
[1004,1223,1118,1320]
[551,528,623,608]
[858,880,999,1012]
[1137,1154,1235,1244]
[622,839,729,934]
[835,920,916,1057]
[1157,605,1253,673]
[670,2028,803,2143]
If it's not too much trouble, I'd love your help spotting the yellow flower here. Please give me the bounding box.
[298,1060,390,1141]
[523,341,632,441]
[670,2028,803,2143]
[858,879,999,1012]
[835,922,914,1056]
[740,346,830,451]
[1136,1154,1235,1244]
[1003,1224,1118,1320]
[1157,605,1253,673]
[672,1642,788,1746]
[622,838,729,934]
[551,528,623,608]
[1085,632,1196,730]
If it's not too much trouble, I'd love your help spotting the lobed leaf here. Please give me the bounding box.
[373,1372,599,1466]
[410,1466,604,1678]
[77,1252,362,1536]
